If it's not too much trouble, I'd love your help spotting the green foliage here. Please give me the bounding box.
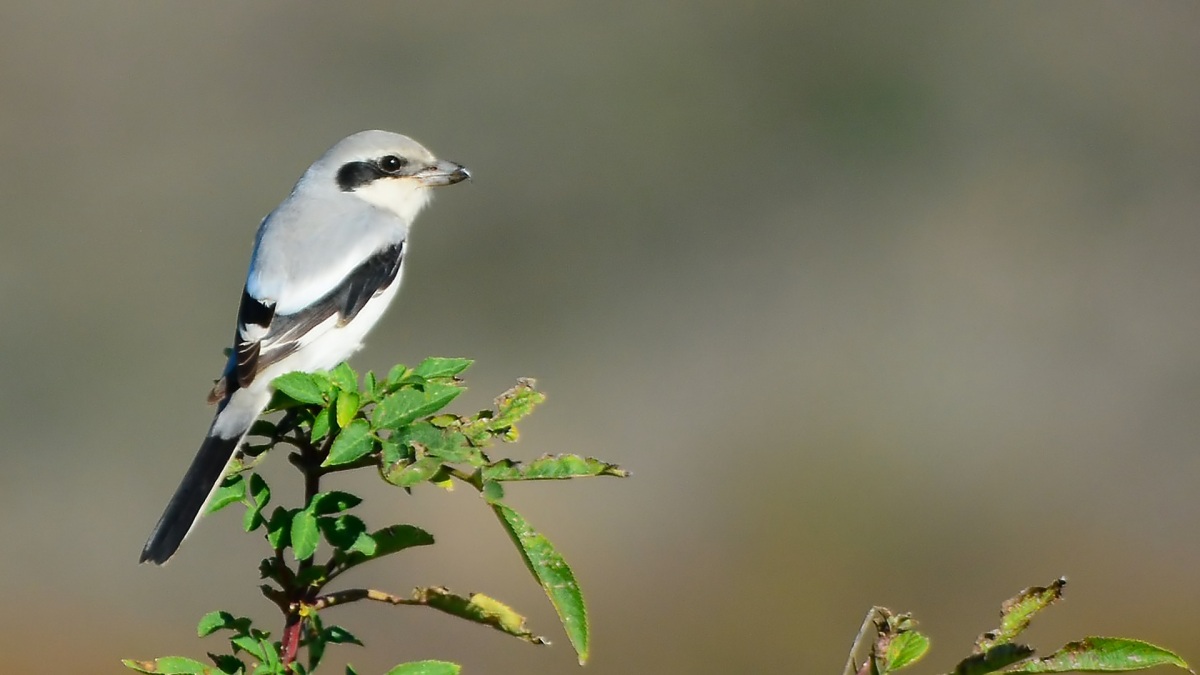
[844,579,1191,675]
[128,358,627,673]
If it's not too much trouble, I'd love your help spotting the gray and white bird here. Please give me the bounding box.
[140,130,470,564]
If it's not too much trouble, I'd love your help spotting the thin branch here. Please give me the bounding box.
[312,588,423,611]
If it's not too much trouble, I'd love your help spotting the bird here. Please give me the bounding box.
[140,130,470,564]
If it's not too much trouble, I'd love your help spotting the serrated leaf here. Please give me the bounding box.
[272,372,327,405]
[323,625,363,646]
[385,363,408,383]
[373,383,463,430]
[311,407,332,443]
[196,611,253,639]
[243,475,271,532]
[208,475,246,514]
[323,420,375,467]
[382,456,443,487]
[208,653,245,674]
[384,661,461,675]
[887,631,930,671]
[490,379,543,435]
[291,510,319,561]
[122,656,212,674]
[336,391,361,428]
[248,474,270,508]
[492,503,588,663]
[394,422,475,463]
[415,587,547,645]
[265,507,292,550]
[379,438,406,466]
[328,363,358,391]
[309,491,363,515]
[230,635,266,662]
[979,578,1066,652]
[333,524,434,572]
[248,420,277,438]
[483,454,629,481]
[461,379,544,443]
[1002,637,1191,673]
[481,480,505,503]
[318,514,368,551]
[413,357,473,379]
[954,643,1036,675]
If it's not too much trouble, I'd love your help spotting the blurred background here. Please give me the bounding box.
[2,2,1198,673]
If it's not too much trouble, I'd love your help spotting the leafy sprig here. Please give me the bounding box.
[843,578,1191,675]
[125,358,627,674]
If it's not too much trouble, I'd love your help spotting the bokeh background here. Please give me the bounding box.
[2,2,1199,673]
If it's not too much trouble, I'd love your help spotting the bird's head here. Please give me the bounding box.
[311,130,470,221]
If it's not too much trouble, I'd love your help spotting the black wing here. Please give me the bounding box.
[208,242,404,402]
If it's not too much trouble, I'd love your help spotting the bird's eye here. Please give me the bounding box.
[379,155,407,173]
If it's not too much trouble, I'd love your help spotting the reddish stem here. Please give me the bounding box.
[280,614,303,668]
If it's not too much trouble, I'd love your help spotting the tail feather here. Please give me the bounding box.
[139,431,244,564]
[141,387,270,565]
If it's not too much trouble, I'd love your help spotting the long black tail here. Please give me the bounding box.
[139,431,244,564]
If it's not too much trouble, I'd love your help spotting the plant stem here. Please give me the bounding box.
[279,432,327,670]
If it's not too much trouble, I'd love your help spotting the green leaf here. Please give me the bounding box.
[953,643,1036,675]
[230,635,266,661]
[265,507,292,550]
[385,363,411,389]
[364,371,380,399]
[481,481,505,504]
[249,474,270,508]
[379,437,407,466]
[488,378,544,439]
[328,362,358,391]
[243,475,271,532]
[323,625,363,646]
[208,654,245,674]
[415,587,547,645]
[336,390,361,429]
[272,372,327,405]
[886,630,930,671]
[1002,637,1191,673]
[393,422,475,463]
[208,475,246,514]
[291,510,320,561]
[385,661,461,675]
[122,656,213,674]
[248,419,277,438]
[373,383,463,430]
[413,357,473,380]
[318,514,370,551]
[196,610,251,638]
[461,378,544,443]
[309,491,363,515]
[323,419,375,467]
[381,456,443,488]
[483,454,629,481]
[978,578,1066,652]
[311,406,332,443]
[333,524,435,572]
[492,503,588,663]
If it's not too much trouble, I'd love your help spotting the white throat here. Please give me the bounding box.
[353,180,432,222]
